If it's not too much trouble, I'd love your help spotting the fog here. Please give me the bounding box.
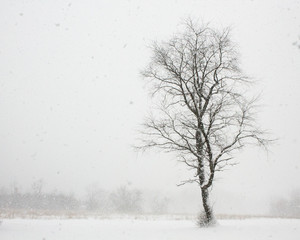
[0,0,299,216]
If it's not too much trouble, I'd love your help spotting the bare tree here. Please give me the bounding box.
[139,20,269,226]
[85,184,109,212]
[31,179,44,196]
[110,186,143,214]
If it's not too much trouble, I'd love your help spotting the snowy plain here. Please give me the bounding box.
[0,217,299,240]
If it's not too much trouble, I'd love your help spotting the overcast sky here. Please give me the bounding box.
[0,0,299,214]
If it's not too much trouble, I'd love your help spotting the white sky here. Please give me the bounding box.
[0,0,299,214]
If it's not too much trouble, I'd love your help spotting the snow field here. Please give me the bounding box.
[0,218,299,240]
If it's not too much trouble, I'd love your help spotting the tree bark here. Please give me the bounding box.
[196,126,215,225]
[200,187,214,225]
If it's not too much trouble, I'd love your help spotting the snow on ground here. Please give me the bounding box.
[0,217,299,240]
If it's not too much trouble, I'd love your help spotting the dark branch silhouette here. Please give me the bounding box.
[138,20,269,226]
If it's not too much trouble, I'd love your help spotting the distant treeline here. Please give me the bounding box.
[0,191,79,212]
[1,180,299,218]
[269,189,300,218]
[0,181,169,215]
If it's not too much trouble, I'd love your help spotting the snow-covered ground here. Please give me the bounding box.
[0,217,299,240]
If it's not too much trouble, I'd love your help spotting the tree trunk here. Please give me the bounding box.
[196,126,215,226]
[200,187,215,226]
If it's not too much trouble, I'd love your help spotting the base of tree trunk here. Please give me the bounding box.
[197,211,217,227]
